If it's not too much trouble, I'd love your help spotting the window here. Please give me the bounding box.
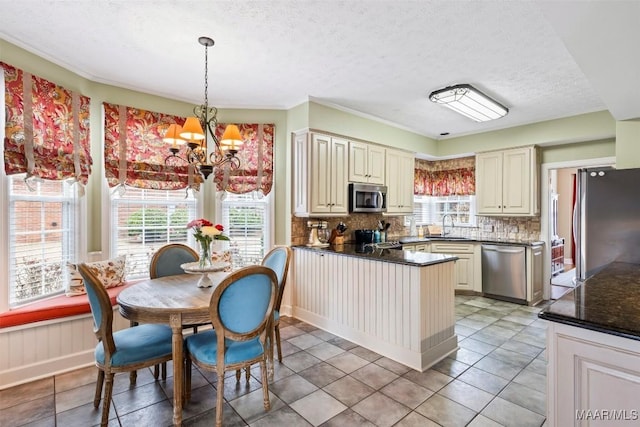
[8,176,79,306]
[111,188,196,279]
[219,192,272,268]
[411,195,477,227]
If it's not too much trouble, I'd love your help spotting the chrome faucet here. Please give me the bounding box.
[442,214,454,236]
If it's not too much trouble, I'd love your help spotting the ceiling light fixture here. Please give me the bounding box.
[164,36,243,179]
[429,84,508,122]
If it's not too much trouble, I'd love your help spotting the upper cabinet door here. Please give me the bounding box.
[349,141,369,183]
[502,148,531,214]
[310,133,333,214]
[476,151,504,214]
[476,146,539,216]
[366,145,386,185]
[330,137,349,214]
[385,148,414,214]
[349,141,385,184]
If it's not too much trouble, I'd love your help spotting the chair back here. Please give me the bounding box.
[77,263,116,358]
[261,246,292,311]
[210,265,277,346]
[149,243,198,279]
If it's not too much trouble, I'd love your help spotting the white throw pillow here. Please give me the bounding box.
[66,255,127,296]
[65,263,86,296]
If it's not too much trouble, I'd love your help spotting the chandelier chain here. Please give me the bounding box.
[204,42,209,111]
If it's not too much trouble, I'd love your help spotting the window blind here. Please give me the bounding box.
[111,188,196,279]
[8,176,77,306]
[220,192,271,268]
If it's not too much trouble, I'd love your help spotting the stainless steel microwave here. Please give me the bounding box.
[349,183,387,213]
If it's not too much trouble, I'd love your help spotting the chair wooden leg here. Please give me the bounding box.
[101,373,115,427]
[216,372,225,427]
[193,326,198,334]
[235,369,241,382]
[260,359,271,411]
[162,362,167,381]
[94,370,104,408]
[275,324,283,362]
[129,370,137,385]
[153,364,159,379]
[245,367,250,383]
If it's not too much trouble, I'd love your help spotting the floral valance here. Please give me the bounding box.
[213,123,274,195]
[103,102,202,191]
[2,62,92,186]
[414,167,475,196]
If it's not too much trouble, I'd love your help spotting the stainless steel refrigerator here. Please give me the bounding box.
[575,167,640,282]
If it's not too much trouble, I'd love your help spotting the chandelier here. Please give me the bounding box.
[164,36,243,179]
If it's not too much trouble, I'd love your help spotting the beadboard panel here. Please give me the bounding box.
[292,249,457,371]
[0,308,128,389]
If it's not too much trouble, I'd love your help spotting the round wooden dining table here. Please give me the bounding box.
[117,271,229,426]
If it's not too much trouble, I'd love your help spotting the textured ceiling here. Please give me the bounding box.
[1,1,638,140]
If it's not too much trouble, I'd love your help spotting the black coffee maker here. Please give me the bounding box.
[354,229,375,245]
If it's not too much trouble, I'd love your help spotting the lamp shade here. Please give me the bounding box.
[180,117,206,141]
[162,124,186,146]
[219,124,244,149]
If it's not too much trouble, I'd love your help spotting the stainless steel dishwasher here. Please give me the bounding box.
[481,244,526,304]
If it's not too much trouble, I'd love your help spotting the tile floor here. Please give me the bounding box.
[0,296,551,427]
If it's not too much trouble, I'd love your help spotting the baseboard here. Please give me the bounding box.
[0,350,94,390]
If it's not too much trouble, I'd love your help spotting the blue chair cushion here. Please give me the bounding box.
[185,330,265,365]
[95,324,173,367]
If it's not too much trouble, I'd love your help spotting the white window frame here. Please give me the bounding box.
[108,187,199,280]
[216,191,274,268]
[1,173,87,309]
[410,194,477,228]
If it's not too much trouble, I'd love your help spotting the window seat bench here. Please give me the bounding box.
[0,281,139,329]
[1,281,143,388]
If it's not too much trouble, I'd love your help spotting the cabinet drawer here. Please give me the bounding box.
[403,243,429,252]
[430,242,474,253]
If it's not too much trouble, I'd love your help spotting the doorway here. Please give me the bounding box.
[540,157,615,301]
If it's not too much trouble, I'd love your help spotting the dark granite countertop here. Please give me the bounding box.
[539,262,640,341]
[293,244,457,267]
[398,236,544,246]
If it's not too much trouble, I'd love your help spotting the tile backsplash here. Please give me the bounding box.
[292,214,541,245]
[452,216,541,242]
[291,214,406,245]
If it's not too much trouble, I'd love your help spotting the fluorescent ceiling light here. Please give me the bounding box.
[429,84,508,122]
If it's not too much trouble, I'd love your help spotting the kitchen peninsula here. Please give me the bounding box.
[539,262,640,426]
[292,244,458,371]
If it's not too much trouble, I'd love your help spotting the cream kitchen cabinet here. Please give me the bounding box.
[385,148,415,214]
[527,244,544,305]
[429,241,480,292]
[546,322,640,427]
[475,146,539,216]
[402,243,430,252]
[293,131,349,216]
[348,140,386,184]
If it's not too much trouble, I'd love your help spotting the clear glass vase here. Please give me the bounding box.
[198,239,213,269]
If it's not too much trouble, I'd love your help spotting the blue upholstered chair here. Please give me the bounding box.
[184,265,277,427]
[261,246,292,363]
[148,243,200,379]
[78,263,173,427]
[235,246,293,383]
[149,243,198,279]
